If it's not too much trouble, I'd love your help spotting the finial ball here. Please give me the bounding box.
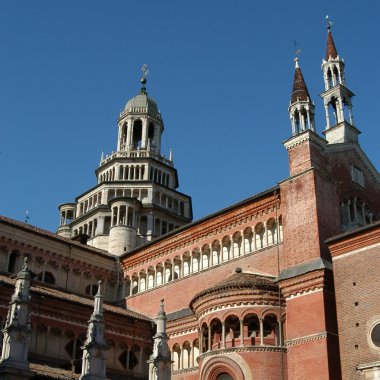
[141,77,147,85]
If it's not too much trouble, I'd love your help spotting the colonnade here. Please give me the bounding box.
[111,205,137,228]
[341,197,373,229]
[171,339,199,371]
[199,313,281,354]
[127,217,282,295]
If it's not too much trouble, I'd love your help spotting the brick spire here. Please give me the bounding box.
[290,58,311,104]
[326,26,338,60]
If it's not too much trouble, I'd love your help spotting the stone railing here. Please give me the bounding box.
[100,149,173,167]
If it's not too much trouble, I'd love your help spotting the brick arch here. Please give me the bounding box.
[220,310,242,323]
[261,307,280,318]
[200,354,251,380]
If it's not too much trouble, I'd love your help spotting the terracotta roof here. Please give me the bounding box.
[0,274,152,322]
[192,270,277,302]
[30,363,78,379]
[326,29,338,60]
[290,65,311,104]
[0,215,114,258]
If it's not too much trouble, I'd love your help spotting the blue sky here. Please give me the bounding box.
[0,0,379,232]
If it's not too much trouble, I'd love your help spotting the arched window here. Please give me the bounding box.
[85,283,99,296]
[327,68,333,88]
[255,223,265,249]
[37,271,56,285]
[132,120,143,150]
[7,250,19,273]
[148,123,155,144]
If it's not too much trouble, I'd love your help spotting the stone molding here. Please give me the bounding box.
[285,331,328,347]
[283,130,327,151]
[199,345,284,359]
[279,268,334,298]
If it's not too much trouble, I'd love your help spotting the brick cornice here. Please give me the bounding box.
[279,269,334,298]
[328,223,380,258]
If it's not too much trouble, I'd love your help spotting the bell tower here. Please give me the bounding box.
[320,19,360,144]
[57,67,193,255]
[289,57,315,136]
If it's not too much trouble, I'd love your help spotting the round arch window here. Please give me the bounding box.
[216,374,234,380]
[370,322,380,348]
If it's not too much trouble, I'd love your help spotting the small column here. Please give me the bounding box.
[324,104,330,128]
[199,328,203,354]
[239,319,244,346]
[259,317,264,346]
[208,327,211,351]
[222,322,226,348]
[141,118,148,149]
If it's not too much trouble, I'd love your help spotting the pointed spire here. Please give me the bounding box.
[148,299,171,380]
[326,26,338,60]
[0,257,33,377]
[290,58,311,104]
[169,148,173,162]
[93,280,103,317]
[79,280,107,380]
[100,148,104,163]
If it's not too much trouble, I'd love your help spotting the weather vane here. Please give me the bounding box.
[141,64,149,80]
[326,15,333,29]
[293,40,301,57]
[25,209,30,223]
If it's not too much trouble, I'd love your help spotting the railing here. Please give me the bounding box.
[100,149,173,167]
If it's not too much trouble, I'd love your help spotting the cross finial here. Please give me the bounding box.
[141,64,149,80]
[293,41,301,68]
[25,209,30,223]
[326,15,333,30]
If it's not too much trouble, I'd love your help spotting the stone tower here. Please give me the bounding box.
[148,300,171,380]
[0,258,34,380]
[57,70,192,255]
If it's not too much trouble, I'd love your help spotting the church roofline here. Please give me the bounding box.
[120,185,279,259]
[0,215,114,259]
[0,273,153,322]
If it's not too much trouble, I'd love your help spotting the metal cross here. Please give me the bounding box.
[293,41,301,57]
[141,64,149,78]
[326,15,334,28]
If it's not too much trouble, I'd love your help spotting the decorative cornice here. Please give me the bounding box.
[285,331,330,347]
[283,130,327,151]
[199,345,285,360]
[172,366,199,375]
[279,268,334,297]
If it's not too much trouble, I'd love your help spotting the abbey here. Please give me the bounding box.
[1,25,380,380]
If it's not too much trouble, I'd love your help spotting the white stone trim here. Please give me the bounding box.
[286,287,323,300]
[333,242,380,261]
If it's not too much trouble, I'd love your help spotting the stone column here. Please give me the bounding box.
[240,319,244,346]
[222,322,226,348]
[259,317,264,346]
[324,104,330,128]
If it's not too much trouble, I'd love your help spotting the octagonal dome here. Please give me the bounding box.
[124,92,159,115]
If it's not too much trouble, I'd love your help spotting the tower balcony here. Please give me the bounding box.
[100,149,173,168]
